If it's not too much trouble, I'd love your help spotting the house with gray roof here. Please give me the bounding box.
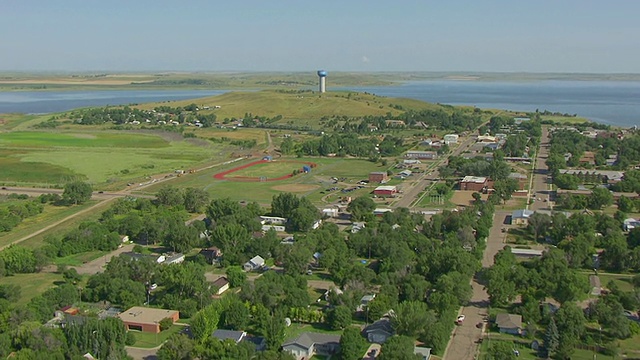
[243,255,265,272]
[363,318,394,344]
[282,332,341,360]
[511,209,535,225]
[495,313,523,335]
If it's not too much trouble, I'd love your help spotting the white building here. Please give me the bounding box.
[443,134,459,145]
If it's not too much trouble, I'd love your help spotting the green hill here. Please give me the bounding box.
[137,90,471,121]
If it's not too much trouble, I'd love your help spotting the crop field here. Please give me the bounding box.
[0,131,230,187]
[139,157,386,205]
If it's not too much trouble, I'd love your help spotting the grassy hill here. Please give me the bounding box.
[137,90,466,121]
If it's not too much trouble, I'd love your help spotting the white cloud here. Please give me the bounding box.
[361,56,370,63]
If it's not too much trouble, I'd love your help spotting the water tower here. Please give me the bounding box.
[317,70,327,93]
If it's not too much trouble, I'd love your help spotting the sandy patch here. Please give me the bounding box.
[450,190,488,206]
[271,184,319,192]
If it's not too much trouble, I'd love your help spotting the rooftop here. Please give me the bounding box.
[283,332,340,350]
[461,176,487,183]
[495,313,522,329]
[117,307,179,325]
[374,185,397,191]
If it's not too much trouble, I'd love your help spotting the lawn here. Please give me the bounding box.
[285,322,343,340]
[53,250,106,267]
[0,201,99,250]
[0,272,64,303]
[0,131,169,148]
[226,160,312,179]
[140,157,385,206]
[131,324,185,348]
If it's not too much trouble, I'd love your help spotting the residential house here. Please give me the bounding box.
[495,313,523,335]
[363,318,394,344]
[243,255,265,272]
[211,277,230,295]
[163,253,185,265]
[121,252,166,264]
[459,176,488,191]
[511,209,535,225]
[403,159,421,165]
[405,150,438,160]
[510,248,544,258]
[398,170,412,178]
[414,346,432,360]
[199,247,223,264]
[351,222,366,233]
[282,332,341,360]
[262,225,286,232]
[373,208,393,217]
[579,151,596,165]
[213,329,246,343]
[624,218,640,232]
[322,208,339,218]
[357,294,376,312]
[508,172,528,190]
[259,216,287,225]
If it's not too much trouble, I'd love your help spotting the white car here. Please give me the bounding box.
[456,315,465,324]
[149,283,158,290]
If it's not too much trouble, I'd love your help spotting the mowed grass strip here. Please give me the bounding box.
[0,149,83,184]
[1,272,64,303]
[0,131,170,148]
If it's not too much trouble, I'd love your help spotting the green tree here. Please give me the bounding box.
[527,212,552,241]
[339,327,366,360]
[271,193,300,219]
[160,317,174,331]
[589,187,614,210]
[157,334,194,360]
[488,341,516,360]
[493,178,519,204]
[225,266,247,288]
[555,302,586,359]
[223,297,250,330]
[378,336,421,360]
[63,181,92,205]
[543,317,559,358]
[327,305,352,330]
[183,187,210,213]
[391,301,434,338]
[190,303,221,343]
[156,185,185,207]
[347,196,376,221]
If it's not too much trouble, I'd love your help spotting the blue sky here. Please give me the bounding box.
[1,0,638,73]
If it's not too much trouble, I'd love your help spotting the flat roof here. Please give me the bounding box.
[510,248,544,256]
[461,176,487,183]
[406,150,437,154]
[374,185,397,191]
[117,306,179,325]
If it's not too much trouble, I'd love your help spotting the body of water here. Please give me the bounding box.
[0,81,638,127]
[0,89,228,114]
[350,80,640,127]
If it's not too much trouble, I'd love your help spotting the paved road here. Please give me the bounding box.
[393,136,477,209]
[443,127,550,360]
[443,210,511,360]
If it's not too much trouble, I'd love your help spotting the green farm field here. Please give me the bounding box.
[0,130,231,187]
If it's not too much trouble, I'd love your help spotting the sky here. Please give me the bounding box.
[1,0,639,73]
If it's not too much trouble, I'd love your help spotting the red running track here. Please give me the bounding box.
[213,160,318,182]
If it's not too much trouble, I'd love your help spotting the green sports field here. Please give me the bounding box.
[227,160,310,178]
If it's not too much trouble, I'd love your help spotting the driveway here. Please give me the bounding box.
[73,244,135,275]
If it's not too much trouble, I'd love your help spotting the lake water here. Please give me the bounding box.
[0,90,227,115]
[0,81,638,127]
[350,80,640,127]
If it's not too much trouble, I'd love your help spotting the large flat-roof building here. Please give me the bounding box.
[118,307,179,333]
[368,172,388,183]
[405,150,438,160]
[459,176,488,191]
[373,185,397,196]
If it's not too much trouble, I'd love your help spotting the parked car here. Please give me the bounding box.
[149,283,158,290]
[456,315,465,324]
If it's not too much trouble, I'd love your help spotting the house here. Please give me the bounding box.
[495,313,523,335]
[403,159,421,165]
[477,135,496,143]
[579,151,596,165]
[312,219,323,230]
[443,134,459,145]
[373,185,397,196]
[211,277,230,295]
[213,329,246,343]
[262,225,286,232]
[351,222,366,233]
[282,332,341,360]
[414,346,432,360]
[514,117,530,124]
[243,255,265,272]
[405,150,438,160]
[369,172,389,183]
[163,253,185,265]
[118,306,179,333]
[363,318,394,343]
[385,119,406,126]
[508,172,528,190]
[590,275,602,296]
[373,208,393,217]
[459,176,488,191]
[199,246,223,264]
[121,252,166,264]
[322,208,339,218]
[624,218,640,232]
[511,209,535,225]
[259,216,287,225]
[510,248,544,258]
[357,294,376,312]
